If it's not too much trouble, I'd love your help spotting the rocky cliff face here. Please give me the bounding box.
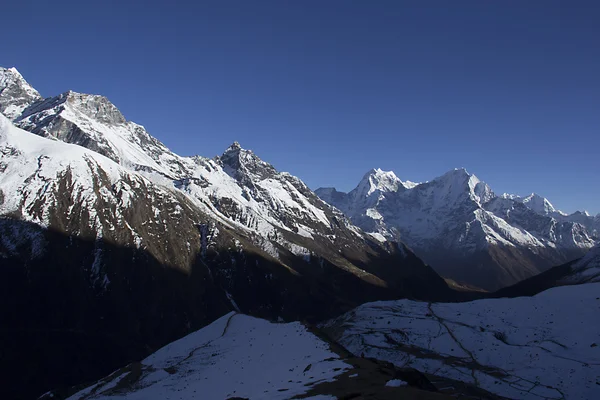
[317,168,597,290]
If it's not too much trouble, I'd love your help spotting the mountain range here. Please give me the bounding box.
[316,168,598,290]
[0,66,451,399]
[1,66,598,399]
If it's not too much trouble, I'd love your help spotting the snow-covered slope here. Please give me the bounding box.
[15,90,193,178]
[317,168,597,290]
[65,312,352,400]
[323,282,600,400]
[61,312,506,400]
[0,67,42,119]
[560,244,600,284]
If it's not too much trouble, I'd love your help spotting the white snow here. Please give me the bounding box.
[67,312,351,400]
[323,282,600,400]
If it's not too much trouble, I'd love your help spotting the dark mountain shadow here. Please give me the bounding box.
[492,259,578,298]
[0,217,230,400]
[0,217,461,400]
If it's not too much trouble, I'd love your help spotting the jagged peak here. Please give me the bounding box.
[434,167,474,186]
[354,168,406,197]
[0,67,42,99]
[223,141,245,155]
[220,142,276,180]
[1,66,24,79]
[0,66,29,82]
[520,192,557,215]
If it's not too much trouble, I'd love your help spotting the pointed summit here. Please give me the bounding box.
[220,142,276,180]
[354,168,404,197]
[226,141,242,152]
[431,168,494,206]
[0,66,43,120]
[520,193,557,215]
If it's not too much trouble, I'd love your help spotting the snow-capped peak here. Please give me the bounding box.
[432,168,494,206]
[0,67,42,120]
[355,168,405,197]
[520,193,557,215]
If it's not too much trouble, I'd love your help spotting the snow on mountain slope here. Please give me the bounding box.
[0,69,459,306]
[323,282,600,400]
[15,90,194,179]
[560,244,600,284]
[1,68,423,270]
[501,193,600,237]
[511,193,563,216]
[317,168,596,290]
[62,312,506,400]
[65,312,352,400]
[0,111,213,274]
[0,111,123,226]
[9,82,349,256]
[0,67,42,119]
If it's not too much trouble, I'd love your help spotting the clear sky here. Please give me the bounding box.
[3,1,599,214]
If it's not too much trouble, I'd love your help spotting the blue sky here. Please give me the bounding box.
[3,1,599,213]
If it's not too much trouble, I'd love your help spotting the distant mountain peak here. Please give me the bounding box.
[430,168,493,206]
[357,168,403,196]
[519,192,557,215]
